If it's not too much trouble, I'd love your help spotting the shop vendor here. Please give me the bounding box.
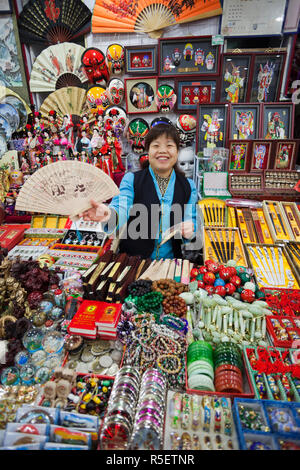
[79,124,198,260]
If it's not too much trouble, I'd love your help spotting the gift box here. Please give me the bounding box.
[264,169,300,199]
[0,224,29,251]
[262,200,294,243]
[203,226,248,267]
[266,315,300,348]
[202,172,231,199]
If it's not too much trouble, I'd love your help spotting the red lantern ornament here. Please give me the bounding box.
[225,283,236,295]
[190,268,199,278]
[199,266,208,274]
[219,268,231,281]
[197,280,205,289]
[230,275,242,288]
[241,289,256,303]
[203,272,216,285]
[205,285,215,295]
[227,266,237,278]
[206,261,219,273]
[215,285,226,297]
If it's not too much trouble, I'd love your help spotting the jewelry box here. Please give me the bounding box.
[245,243,300,290]
[198,198,229,228]
[279,202,300,242]
[202,172,231,199]
[262,200,295,243]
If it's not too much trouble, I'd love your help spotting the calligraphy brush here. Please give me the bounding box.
[217,230,226,262]
[288,243,300,263]
[207,204,213,227]
[243,208,256,243]
[222,206,225,227]
[274,206,288,236]
[207,230,222,262]
[216,204,219,226]
[267,203,277,234]
[212,203,216,226]
[228,229,235,260]
[204,205,210,226]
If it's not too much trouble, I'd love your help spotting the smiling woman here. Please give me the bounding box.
[79,124,198,260]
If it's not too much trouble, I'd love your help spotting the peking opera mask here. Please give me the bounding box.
[176,114,197,147]
[155,84,177,113]
[107,78,125,106]
[106,44,125,75]
[81,48,110,87]
[128,118,149,154]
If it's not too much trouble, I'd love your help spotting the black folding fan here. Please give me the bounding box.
[17,0,92,45]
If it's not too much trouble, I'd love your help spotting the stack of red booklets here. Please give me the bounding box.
[67,300,122,340]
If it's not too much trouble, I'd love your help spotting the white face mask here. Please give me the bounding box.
[177,147,195,178]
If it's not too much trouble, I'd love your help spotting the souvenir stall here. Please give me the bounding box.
[1,0,300,453]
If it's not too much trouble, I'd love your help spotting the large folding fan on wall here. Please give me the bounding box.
[92,0,222,37]
[18,0,92,45]
[15,160,120,220]
[39,86,91,126]
[30,43,88,92]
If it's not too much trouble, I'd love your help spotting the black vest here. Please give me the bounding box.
[119,168,191,259]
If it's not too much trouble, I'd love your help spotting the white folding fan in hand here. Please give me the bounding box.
[29,43,88,92]
[15,160,120,221]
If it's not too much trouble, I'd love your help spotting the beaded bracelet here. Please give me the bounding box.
[160,314,188,334]
[156,354,182,375]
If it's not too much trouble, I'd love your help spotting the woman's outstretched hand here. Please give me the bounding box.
[79,200,111,222]
[181,221,195,239]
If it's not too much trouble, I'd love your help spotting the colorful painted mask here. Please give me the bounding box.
[128,118,149,154]
[163,56,172,72]
[10,170,23,186]
[176,114,197,147]
[86,86,110,113]
[195,48,205,66]
[184,43,193,61]
[132,56,141,68]
[155,84,177,113]
[151,117,173,127]
[205,52,215,71]
[81,48,109,87]
[106,44,125,75]
[107,78,125,106]
[172,48,182,66]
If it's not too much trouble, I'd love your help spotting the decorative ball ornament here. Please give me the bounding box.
[37,254,55,268]
[241,289,256,303]
[219,268,232,281]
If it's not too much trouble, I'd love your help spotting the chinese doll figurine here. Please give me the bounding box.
[47,110,59,135]
[20,155,30,174]
[77,129,92,154]
[33,111,44,134]
[224,63,245,103]
[231,144,246,170]
[257,62,275,102]
[254,144,267,169]
[234,111,254,139]
[90,127,104,150]
[201,110,223,147]
[265,111,286,139]
[80,114,90,134]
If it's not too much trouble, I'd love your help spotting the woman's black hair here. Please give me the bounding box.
[144,123,180,151]
[142,124,185,176]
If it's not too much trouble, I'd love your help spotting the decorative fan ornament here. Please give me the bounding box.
[39,86,90,127]
[18,0,92,45]
[92,0,222,37]
[30,42,88,92]
[15,160,120,220]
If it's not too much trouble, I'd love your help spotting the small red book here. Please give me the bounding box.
[95,301,122,330]
[67,300,99,337]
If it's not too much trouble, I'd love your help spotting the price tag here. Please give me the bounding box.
[212,35,224,46]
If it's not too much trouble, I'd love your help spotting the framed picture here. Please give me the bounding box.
[125,77,158,114]
[158,36,220,77]
[196,104,229,152]
[175,78,215,112]
[229,141,250,171]
[248,52,286,103]
[219,53,252,103]
[125,45,158,74]
[250,140,272,171]
[274,140,297,170]
[229,103,261,141]
[262,103,294,140]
